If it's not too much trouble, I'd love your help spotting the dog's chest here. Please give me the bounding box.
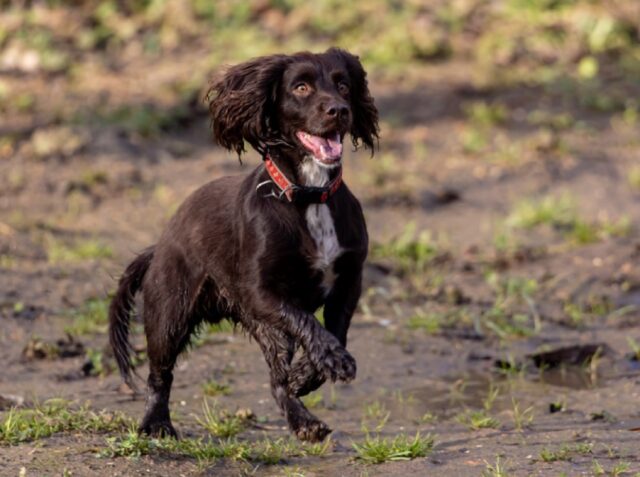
[301,160,343,293]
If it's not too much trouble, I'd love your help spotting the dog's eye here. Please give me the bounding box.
[294,83,309,94]
[337,82,349,95]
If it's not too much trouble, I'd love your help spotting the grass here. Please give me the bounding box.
[46,237,113,264]
[352,432,434,464]
[627,337,640,361]
[251,438,289,465]
[481,273,541,339]
[510,397,534,431]
[407,308,470,334]
[103,432,331,464]
[464,101,508,128]
[102,428,157,458]
[507,195,632,245]
[93,103,193,138]
[507,195,576,229]
[202,380,231,397]
[482,383,500,412]
[611,462,631,476]
[461,126,489,154]
[566,217,631,245]
[84,348,107,377]
[461,101,508,155]
[370,223,440,275]
[192,320,236,347]
[589,459,631,477]
[362,401,390,433]
[195,400,249,438]
[629,166,640,190]
[407,311,442,334]
[66,169,109,194]
[456,410,500,430]
[0,399,132,445]
[301,391,324,409]
[0,254,16,269]
[483,456,510,477]
[1,0,637,83]
[539,442,593,462]
[65,297,110,336]
[0,399,329,465]
[416,412,437,425]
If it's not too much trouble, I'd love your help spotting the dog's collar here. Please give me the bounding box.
[258,155,342,204]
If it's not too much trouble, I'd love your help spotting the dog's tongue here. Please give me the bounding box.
[296,131,342,162]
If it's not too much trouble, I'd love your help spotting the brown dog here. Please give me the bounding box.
[109,47,379,442]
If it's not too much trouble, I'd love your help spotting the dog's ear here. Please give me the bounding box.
[329,48,379,154]
[207,55,291,158]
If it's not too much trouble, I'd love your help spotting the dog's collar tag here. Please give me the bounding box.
[261,155,342,204]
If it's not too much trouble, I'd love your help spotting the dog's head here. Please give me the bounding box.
[208,48,379,168]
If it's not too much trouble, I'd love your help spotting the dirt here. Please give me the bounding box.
[2,30,640,477]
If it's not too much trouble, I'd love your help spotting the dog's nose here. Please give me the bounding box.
[326,103,349,118]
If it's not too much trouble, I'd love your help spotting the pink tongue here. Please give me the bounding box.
[322,134,342,159]
[297,131,343,162]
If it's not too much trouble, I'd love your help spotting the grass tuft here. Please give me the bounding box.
[195,400,248,438]
[482,456,510,477]
[202,380,231,397]
[47,238,113,264]
[456,409,500,430]
[65,297,110,336]
[102,428,157,458]
[507,195,632,244]
[101,433,331,464]
[352,432,434,464]
[507,195,576,229]
[0,399,132,445]
[370,223,440,275]
[539,442,593,462]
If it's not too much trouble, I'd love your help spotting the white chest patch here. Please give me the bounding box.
[300,158,342,294]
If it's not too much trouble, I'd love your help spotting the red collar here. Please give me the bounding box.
[262,156,343,204]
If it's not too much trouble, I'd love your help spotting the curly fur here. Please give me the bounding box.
[110,47,377,443]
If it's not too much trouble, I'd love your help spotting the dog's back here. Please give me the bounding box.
[109,48,378,442]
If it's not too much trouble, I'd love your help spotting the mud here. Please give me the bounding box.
[2,25,640,477]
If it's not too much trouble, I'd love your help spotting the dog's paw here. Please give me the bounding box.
[138,419,178,439]
[315,343,356,383]
[293,418,332,442]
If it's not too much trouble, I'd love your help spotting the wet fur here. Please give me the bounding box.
[109,47,379,442]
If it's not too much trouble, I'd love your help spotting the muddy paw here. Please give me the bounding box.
[317,343,356,383]
[138,419,178,438]
[294,418,332,442]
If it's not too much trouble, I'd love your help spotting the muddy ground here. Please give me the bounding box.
[2,10,640,477]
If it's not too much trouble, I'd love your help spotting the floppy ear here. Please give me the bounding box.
[207,55,291,157]
[329,48,379,154]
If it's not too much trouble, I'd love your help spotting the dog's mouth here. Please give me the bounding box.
[295,131,342,165]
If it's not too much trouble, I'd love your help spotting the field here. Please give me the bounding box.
[1,1,640,476]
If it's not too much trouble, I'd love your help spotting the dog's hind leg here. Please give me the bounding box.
[249,323,332,442]
[138,264,209,438]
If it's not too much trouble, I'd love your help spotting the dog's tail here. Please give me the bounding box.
[109,247,154,392]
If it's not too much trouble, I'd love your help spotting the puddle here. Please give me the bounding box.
[386,365,608,421]
[533,365,600,389]
[386,350,640,423]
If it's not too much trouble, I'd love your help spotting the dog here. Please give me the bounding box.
[108,47,379,442]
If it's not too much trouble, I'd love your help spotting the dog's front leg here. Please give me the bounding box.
[288,270,363,397]
[248,323,332,442]
[275,302,357,384]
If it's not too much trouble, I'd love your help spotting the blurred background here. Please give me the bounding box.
[1,1,640,475]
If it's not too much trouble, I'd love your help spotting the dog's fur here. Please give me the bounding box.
[109,47,379,442]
